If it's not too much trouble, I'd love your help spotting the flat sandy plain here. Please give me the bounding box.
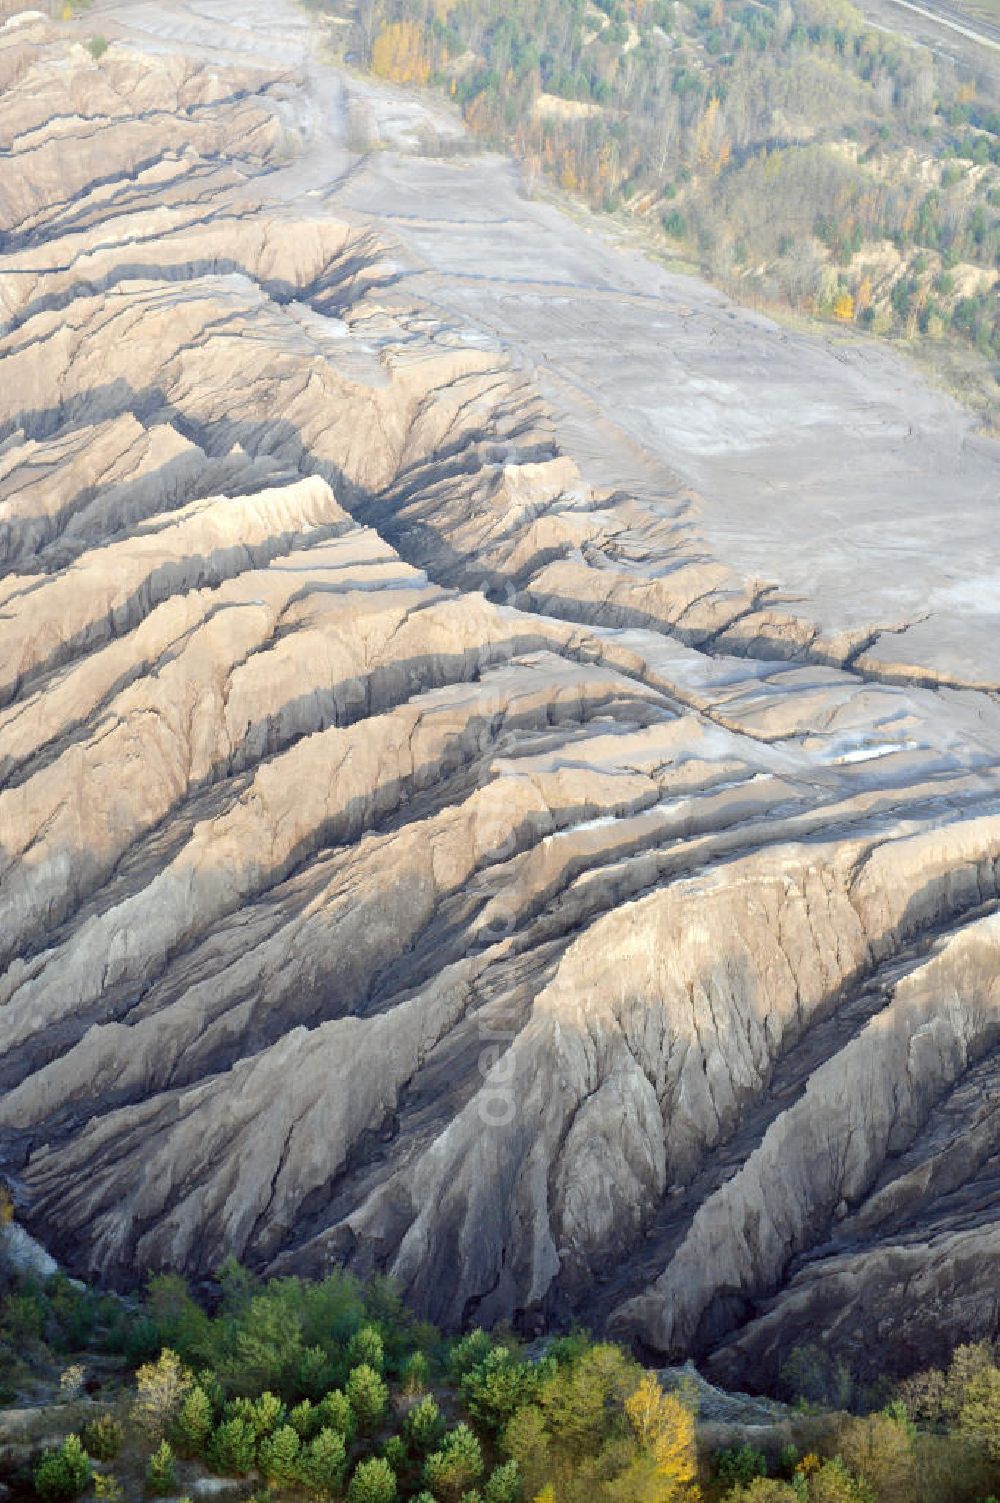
[86,0,1000,689]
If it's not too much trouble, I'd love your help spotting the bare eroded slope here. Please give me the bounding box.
[1,0,1000,1390]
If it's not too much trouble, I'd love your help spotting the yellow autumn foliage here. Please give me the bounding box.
[693,97,729,176]
[371,22,434,85]
[623,1373,698,1497]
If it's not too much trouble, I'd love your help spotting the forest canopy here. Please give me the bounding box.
[325,0,999,366]
[5,1265,1000,1503]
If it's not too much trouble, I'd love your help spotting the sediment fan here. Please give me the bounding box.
[1,4,1000,1394]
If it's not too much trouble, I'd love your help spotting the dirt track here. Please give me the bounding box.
[857,0,1000,89]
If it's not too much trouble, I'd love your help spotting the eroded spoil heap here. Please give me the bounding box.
[2,7,1000,1393]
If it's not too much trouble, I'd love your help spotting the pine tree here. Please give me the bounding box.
[259,1424,303,1488]
[346,1365,388,1432]
[348,1457,398,1503]
[299,1428,349,1502]
[347,1325,385,1373]
[146,1441,177,1498]
[209,1417,257,1476]
[172,1385,213,1458]
[424,1425,484,1503]
[407,1396,445,1454]
[33,1436,93,1503]
[484,1460,522,1503]
[317,1388,356,1440]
